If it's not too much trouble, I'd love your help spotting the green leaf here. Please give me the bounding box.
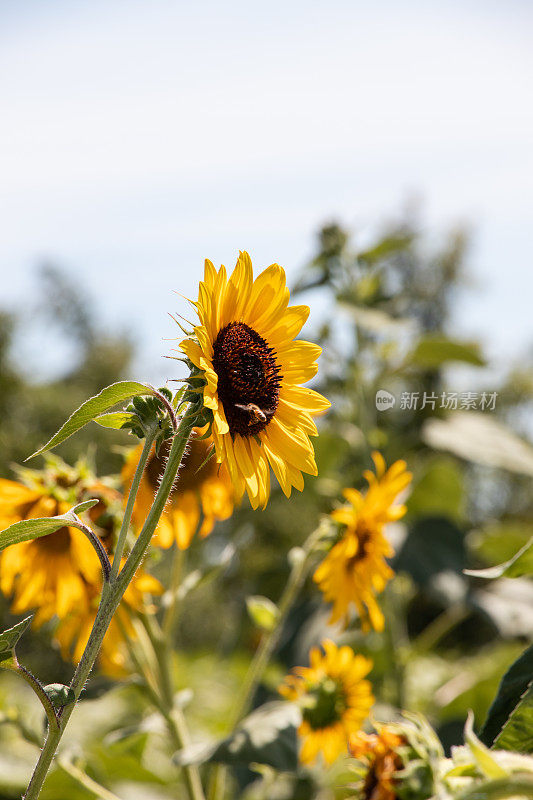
[93,411,137,430]
[0,616,33,661]
[175,701,301,771]
[465,537,533,580]
[423,412,533,477]
[246,596,280,632]
[456,776,533,799]
[480,645,533,748]
[407,335,485,368]
[27,381,161,459]
[0,500,98,553]
[465,711,508,779]
[495,682,533,754]
[44,683,75,709]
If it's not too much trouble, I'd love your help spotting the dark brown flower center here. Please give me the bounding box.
[212,322,281,436]
[346,526,372,570]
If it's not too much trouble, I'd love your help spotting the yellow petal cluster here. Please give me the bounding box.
[0,468,160,676]
[178,252,330,509]
[348,726,405,800]
[314,454,412,631]
[279,639,374,765]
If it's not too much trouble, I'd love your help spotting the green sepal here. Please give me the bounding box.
[44,683,75,709]
[0,616,33,662]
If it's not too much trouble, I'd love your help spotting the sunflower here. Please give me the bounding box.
[54,562,162,677]
[122,427,234,549]
[313,453,412,631]
[279,639,374,765]
[348,727,405,800]
[0,464,120,626]
[178,252,330,509]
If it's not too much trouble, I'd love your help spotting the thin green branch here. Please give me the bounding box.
[110,429,156,580]
[3,660,59,732]
[58,758,124,800]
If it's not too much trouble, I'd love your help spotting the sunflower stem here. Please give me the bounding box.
[3,660,59,732]
[23,404,200,800]
[208,523,324,800]
[77,520,112,582]
[136,607,206,800]
[163,543,186,638]
[110,429,156,581]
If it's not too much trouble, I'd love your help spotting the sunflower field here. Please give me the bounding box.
[0,216,532,800]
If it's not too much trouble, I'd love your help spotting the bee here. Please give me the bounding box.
[235,403,268,425]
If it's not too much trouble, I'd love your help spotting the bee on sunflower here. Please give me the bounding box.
[314,453,412,631]
[279,639,374,766]
[0,457,121,626]
[177,251,330,509]
[122,428,234,550]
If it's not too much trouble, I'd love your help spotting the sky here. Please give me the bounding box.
[1,0,532,385]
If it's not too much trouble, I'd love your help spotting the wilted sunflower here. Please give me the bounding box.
[279,639,374,765]
[178,252,330,509]
[0,464,120,626]
[122,428,234,549]
[55,561,162,677]
[348,726,405,800]
[314,453,412,631]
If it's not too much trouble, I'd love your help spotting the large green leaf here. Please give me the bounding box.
[480,645,533,748]
[495,682,533,754]
[465,537,533,580]
[407,335,485,368]
[27,381,161,459]
[175,701,301,771]
[0,500,98,552]
[423,412,533,477]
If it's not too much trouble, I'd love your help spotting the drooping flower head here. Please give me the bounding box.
[348,727,406,800]
[122,427,234,550]
[314,454,412,631]
[178,252,330,509]
[279,639,374,765]
[0,457,121,626]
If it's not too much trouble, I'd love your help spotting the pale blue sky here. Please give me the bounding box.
[1,0,532,384]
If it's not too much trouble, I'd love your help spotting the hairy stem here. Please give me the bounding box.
[110,431,155,580]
